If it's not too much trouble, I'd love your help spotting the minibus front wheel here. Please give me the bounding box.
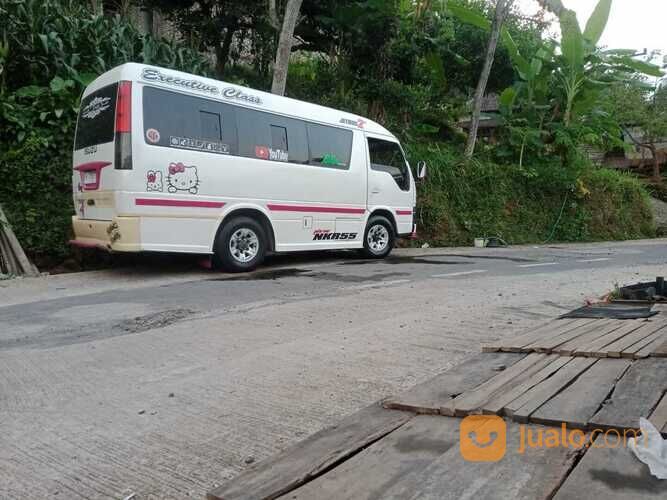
[362,215,395,259]
[214,216,268,272]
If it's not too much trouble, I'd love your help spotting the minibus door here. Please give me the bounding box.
[365,135,414,234]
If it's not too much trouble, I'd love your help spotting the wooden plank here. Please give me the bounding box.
[282,415,463,500]
[589,359,667,431]
[525,319,614,354]
[604,320,667,357]
[383,352,525,414]
[481,318,584,353]
[483,356,573,415]
[650,338,667,357]
[553,435,667,500]
[0,229,20,275]
[649,393,667,434]
[0,205,38,277]
[442,353,553,417]
[530,358,632,429]
[207,402,412,500]
[635,332,667,358]
[507,357,598,423]
[377,421,583,500]
[556,320,631,356]
[622,328,667,358]
[575,320,650,357]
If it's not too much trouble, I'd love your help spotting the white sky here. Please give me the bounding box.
[517,0,667,57]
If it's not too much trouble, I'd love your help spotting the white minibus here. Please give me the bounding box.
[71,63,425,272]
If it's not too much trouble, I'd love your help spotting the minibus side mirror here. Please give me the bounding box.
[417,161,427,180]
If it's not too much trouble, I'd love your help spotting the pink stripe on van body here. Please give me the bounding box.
[135,198,226,209]
[267,204,365,215]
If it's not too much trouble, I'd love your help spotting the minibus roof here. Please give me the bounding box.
[85,63,398,140]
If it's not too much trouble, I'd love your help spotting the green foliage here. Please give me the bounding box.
[0,0,659,264]
[583,0,612,45]
[410,143,654,245]
[0,0,213,260]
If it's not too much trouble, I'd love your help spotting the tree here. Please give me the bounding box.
[269,0,304,95]
[149,0,267,78]
[535,0,564,17]
[464,0,514,159]
[610,82,667,182]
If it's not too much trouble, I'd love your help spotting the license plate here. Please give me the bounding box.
[83,171,96,185]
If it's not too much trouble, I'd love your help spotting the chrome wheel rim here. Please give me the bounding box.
[367,224,389,253]
[229,228,259,263]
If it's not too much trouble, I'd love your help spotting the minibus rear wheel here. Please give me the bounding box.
[215,216,267,272]
[362,216,395,259]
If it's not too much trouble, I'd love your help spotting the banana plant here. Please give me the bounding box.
[451,0,663,128]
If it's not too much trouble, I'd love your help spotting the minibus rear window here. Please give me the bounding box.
[75,83,118,150]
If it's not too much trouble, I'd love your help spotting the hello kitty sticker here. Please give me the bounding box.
[167,162,199,194]
[146,170,163,192]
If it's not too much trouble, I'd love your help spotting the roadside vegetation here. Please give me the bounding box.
[0,0,664,266]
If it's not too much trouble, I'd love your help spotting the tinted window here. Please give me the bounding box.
[75,83,118,150]
[368,138,410,191]
[307,123,353,169]
[271,125,288,151]
[200,111,222,140]
[143,86,237,155]
[238,108,308,164]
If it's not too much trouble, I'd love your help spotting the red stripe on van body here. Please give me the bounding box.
[396,210,413,216]
[267,204,365,215]
[136,198,226,209]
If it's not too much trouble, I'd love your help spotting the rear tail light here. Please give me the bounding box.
[115,81,133,170]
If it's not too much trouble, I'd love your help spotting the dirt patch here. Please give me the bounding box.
[114,309,196,334]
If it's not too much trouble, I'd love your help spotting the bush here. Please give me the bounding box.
[0,0,213,264]
[409,143,655,246]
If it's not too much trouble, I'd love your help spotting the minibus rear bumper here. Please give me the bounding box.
[70,216,141,252]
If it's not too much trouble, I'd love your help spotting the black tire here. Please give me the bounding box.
[214,216,267,272]
[361,215,395,259]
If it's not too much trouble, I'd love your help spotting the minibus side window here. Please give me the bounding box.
[200,111,222,141]
[271,125,288,152]
[368,138,410,191]
[237,108,308,164]
[307,124,353,170]
[143,86,238,156]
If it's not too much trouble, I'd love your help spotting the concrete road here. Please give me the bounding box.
[1,239,666,499]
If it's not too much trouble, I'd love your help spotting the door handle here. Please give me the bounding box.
[371,188,381,194]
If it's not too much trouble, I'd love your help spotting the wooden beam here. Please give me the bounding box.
[574,320,650,357]
[507,357,598,423]
[0,205,39,277]
[206,401,412,500]
[442,353,552,417]
[383,352,525,415]
[553,436,667,500]
[589,358,667,431]
[530,358,632,429]
[649,393,667,434]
